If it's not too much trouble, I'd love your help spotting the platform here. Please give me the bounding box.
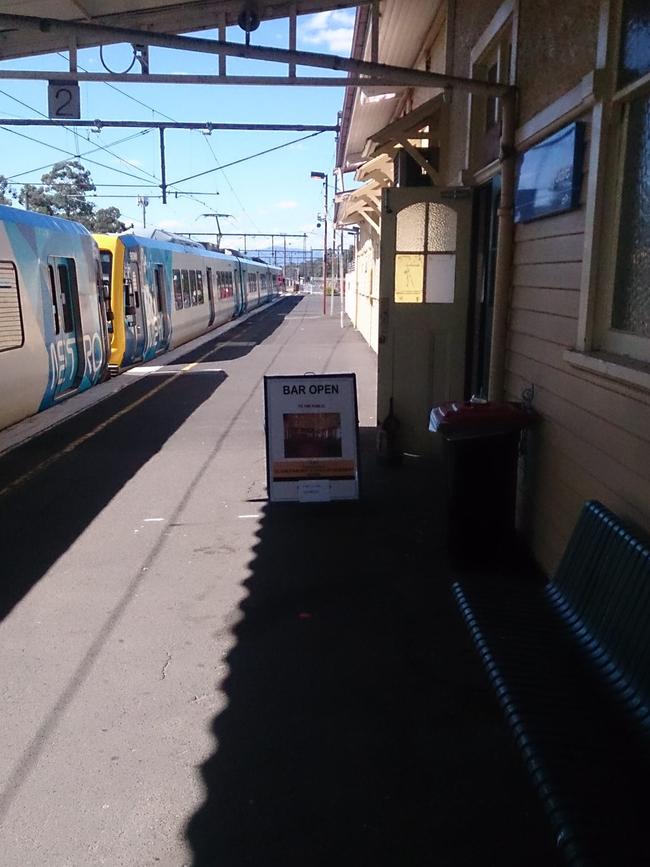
[0,293,560,866]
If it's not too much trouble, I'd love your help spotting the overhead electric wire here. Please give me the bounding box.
[53,50,237,219]
[170,130,325,186]
[200,133,262,233]
[55,52,178,123]
[0,87,160,184]
[5,129,153,181]
[0,125,159,183]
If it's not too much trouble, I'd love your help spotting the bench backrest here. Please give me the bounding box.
[551,500,650,713]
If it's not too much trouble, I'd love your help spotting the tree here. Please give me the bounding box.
[0,175,14,206]
[18,160,124,231]
[91,206,126,234]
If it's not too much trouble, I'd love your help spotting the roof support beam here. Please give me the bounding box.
[359,210,380,234]
[398,139,440,185]
[0,118,339,132]
[0,13,510,96]
[0,71,363,86]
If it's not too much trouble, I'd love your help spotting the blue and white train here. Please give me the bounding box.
[0,207,281,433]
[95,228,281,370]
[0,205,109,432]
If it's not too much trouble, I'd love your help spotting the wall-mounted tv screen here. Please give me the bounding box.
[514,121,585,223]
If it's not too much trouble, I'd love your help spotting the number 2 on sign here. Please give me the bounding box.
[48,82,81,119]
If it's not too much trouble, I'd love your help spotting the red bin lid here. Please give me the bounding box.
[429,398,535,439]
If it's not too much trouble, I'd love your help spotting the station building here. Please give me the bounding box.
[336,0,650,574]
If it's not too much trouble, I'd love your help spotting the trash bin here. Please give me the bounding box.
[429,397,536,565]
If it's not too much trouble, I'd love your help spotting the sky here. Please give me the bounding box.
[0,9,356,257]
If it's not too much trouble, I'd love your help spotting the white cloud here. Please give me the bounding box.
[276,200,298,210]
[123,158,143,167]
[300,10,355,54]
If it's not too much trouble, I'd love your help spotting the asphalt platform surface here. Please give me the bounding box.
[0,292,560,866]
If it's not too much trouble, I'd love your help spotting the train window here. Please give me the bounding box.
[196,271,204,304]
[0,260,24,351]
[57,262,75,333]
[48,264,61,335]
[219,271,232,299]
[181,270,191,308]
[189,270,198,306]
[129,264,141,308]
[98,253,113,331]
[123,277,135,317]
[154,267,164,314]
[173,269,183,310]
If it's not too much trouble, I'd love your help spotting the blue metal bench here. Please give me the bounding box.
[452,500,650,867]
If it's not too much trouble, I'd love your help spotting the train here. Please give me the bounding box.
[0,205,282,433]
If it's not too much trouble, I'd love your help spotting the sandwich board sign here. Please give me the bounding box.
[264,373,360,502]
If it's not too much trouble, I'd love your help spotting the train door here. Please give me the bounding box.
[123,260,147,362]
[206,266,216,326]
[153,264,170,348]
[99,250,114,339]
[47,257,84,397]
[234,265,244,315]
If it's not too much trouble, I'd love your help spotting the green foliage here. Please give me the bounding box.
[91,206,126,234]
[0,175,15,206]
[18,160,124,231]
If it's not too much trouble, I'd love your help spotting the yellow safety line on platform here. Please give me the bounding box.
[0,342,234,500]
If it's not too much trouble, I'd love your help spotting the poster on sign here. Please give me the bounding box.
[264,373,360,502]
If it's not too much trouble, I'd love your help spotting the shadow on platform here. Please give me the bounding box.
[0,296,303,624]
[186,429,560,867]
[0,370,227,622]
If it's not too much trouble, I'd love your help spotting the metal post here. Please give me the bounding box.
[323,175,328,314]
[159,128,167,204]
[137,195,148,227]
[339,228,345,328]
[330,236,335,316]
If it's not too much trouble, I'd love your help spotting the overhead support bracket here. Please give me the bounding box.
[159,128,167,204]
[0,118,339,132]
[0,13,511,96]
[398,138,440,185]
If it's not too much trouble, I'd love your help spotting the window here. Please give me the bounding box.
[394,202,457,304]
[99,251,113,331]
[595,1,650,363]
[57,262,75,333]
[173,269,183,310]
[181,270,191,308]
[468,3,514,172]
[154,266,164,314]
[48,264,61,335]
[189,269,198,305]
[196,270,204,304]
[0,261,24,351]
[217,270,233,299]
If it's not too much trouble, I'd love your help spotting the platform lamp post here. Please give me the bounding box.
[310,170,328,314]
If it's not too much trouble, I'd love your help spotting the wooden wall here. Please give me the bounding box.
[504,121,650,573]
[350,234,380,353]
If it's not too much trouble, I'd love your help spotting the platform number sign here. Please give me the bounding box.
[48,81,81,119]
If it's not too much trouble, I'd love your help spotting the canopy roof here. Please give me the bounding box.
[0,1,351,60]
